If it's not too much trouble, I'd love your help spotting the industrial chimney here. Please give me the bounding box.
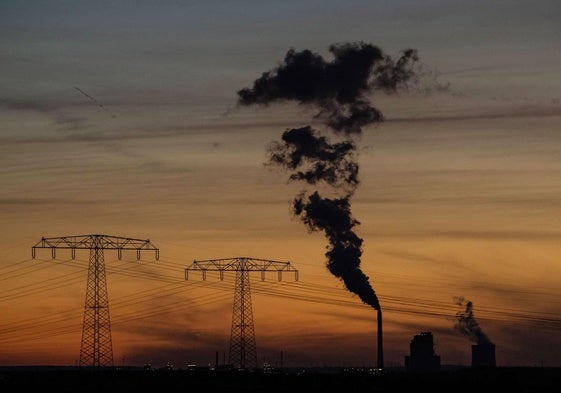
[377,308,384,370]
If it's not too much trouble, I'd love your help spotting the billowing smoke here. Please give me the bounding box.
[454,296,493,345]
[237,42,419,310]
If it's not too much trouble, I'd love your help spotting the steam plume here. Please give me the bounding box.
[454,296,493,345]
[237,42,419,310]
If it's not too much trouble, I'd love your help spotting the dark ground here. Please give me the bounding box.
[1,366,559,392]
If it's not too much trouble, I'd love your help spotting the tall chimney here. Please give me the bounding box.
[377,308,384,369]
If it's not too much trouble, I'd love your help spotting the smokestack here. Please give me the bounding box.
[377,308,384,369]
[236,43,420,369]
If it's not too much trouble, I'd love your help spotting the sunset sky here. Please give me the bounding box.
[1,1,560,369]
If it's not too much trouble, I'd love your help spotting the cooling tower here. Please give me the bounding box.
[472,343,496,367]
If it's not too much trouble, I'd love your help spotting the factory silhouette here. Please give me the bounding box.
[3,42,558,391]
[405,331,496,373]
[19,42,500,373]
[5,237,556,393]
[29,234,497,374]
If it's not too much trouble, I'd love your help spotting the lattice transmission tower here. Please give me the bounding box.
[185,257,298,370]
[32,234,159,368]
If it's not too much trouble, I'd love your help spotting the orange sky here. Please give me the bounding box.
[1,1,560,369]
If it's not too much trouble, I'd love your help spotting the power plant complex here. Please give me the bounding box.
[30,234,497,372]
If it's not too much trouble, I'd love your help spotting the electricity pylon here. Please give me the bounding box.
[32,234,159,368]
[185,257,298,370]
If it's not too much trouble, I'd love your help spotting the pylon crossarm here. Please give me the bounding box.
[32,235,158,250]
[185,257,299,282]
[99,235,159,251]
[186,257,297,272]
[31,234,159,260]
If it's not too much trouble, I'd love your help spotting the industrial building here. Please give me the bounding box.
[404,331,441,372]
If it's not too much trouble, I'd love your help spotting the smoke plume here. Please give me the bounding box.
[454,296,493,345]
[237,42,420,310]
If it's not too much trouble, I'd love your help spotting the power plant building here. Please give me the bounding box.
[404,331,441,372]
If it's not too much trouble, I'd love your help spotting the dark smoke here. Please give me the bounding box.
[454,296,493,345]
[267,126,359,192]
[238,42,418,134]
[237,42,420,310]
